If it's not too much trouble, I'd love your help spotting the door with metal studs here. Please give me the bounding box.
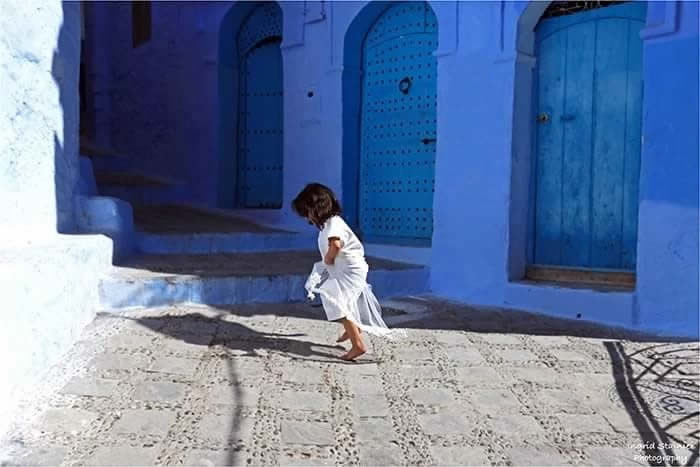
[237,3,283,209]
[532,2,645,270]
[359,2,438,243]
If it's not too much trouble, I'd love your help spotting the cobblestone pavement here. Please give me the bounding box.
[1,298,698,466]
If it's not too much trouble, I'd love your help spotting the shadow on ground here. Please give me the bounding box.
[105,299,699,467]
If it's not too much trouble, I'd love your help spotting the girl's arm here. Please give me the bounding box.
[324,237,342,265]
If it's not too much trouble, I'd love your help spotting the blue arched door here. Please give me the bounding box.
[237,3,283,208]
[533,2,645,270]
[359,2,438,243]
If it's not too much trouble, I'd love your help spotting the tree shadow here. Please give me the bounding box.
[117,309,360,467]
[606,342,699,467]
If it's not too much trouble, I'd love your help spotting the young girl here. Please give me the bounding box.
[292,183,396,361]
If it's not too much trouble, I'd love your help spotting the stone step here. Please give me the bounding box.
[79,139,124,159]
[135,231,317,254]
[132,204,315,254]
[95,172,188,206]
[99,250,430,310]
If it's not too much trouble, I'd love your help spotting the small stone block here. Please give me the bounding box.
[434,332,471,346]
[507,367,560,385]
[281,421,334,446]
[0,445,67,467]
[549,349,589,362]
[207,384,259,407]
[86,446,160,466]
[359,445,405,466]
[280,391,331,412]
[530,335,572,346]
[400,364,442,380]
[38,408,100,434]
[483,334,522,345]
[493,348,539,362]
[408,388,456,407]
[353,394,390,418]
[507,446,567,466]
[446,347,486,364]
[147,356,199,377]
[132,381,188,402]
[61,377,120,397]
[418,413,471,436]
[557,414,615,434]
[469,389,521,411]
[197,414,255,443]
[281,366,323,386]
[184,449,246,467]
[111,409,177,437]
[356,420,396,443]
[430,446,490,466]
[455,366,504,386]
[585,447,642,466]
[89,352,150,371]
[488,414,545,438]
[348,375,384,395]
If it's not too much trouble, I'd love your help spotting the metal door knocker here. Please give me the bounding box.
[399,77,412,94]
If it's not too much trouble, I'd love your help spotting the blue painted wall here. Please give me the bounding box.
[86,0,698,337]
[0,0,115,436]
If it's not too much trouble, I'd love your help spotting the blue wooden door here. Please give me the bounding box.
[533,2,645,270]
[237,3,283,208]
[359,2,438,243]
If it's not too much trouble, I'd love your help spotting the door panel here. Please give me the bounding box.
[359,2,438,242]
[236,3,283,209]
[533,2,646,270]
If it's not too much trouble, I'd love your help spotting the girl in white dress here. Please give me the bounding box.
[292,183,396,361]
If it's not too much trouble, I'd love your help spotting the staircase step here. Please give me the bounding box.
[95,172,188,205]
[95,171,180,187]
[99,250,430,310]
[135,231,317,254]
[132,204,314,253]
[80,139,124,159]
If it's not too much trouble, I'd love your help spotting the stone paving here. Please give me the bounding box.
[1,298,698,466]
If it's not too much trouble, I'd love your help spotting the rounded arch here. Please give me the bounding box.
[217,1,283,209]
[341,1,439,243]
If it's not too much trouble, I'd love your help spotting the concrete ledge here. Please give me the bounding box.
[0,234,113,436]
[99,251,429,309]
[504,281,636,331]
[99,267,429,310]
[135,231,318,254]
[76,195,135,261]
[98,183,190,206]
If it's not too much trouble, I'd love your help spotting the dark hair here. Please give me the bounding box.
[291,183,342,228]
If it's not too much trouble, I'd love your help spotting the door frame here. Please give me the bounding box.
[507,0,657,285]
[343,1,438,247]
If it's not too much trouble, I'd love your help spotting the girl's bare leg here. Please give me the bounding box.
[339,318,366,361]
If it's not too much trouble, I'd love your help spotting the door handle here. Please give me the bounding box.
[421,137,437,145]
[536,112,550,123]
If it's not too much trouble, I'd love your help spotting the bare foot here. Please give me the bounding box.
[336,331,350,343]
[340,346,367,361]
[336,329,361,343]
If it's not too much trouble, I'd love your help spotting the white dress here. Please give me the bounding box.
[304,215,396,338]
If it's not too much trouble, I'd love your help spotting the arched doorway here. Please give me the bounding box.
[532,1,646,270]
[358,2,438,244]
[236,2,283,208]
